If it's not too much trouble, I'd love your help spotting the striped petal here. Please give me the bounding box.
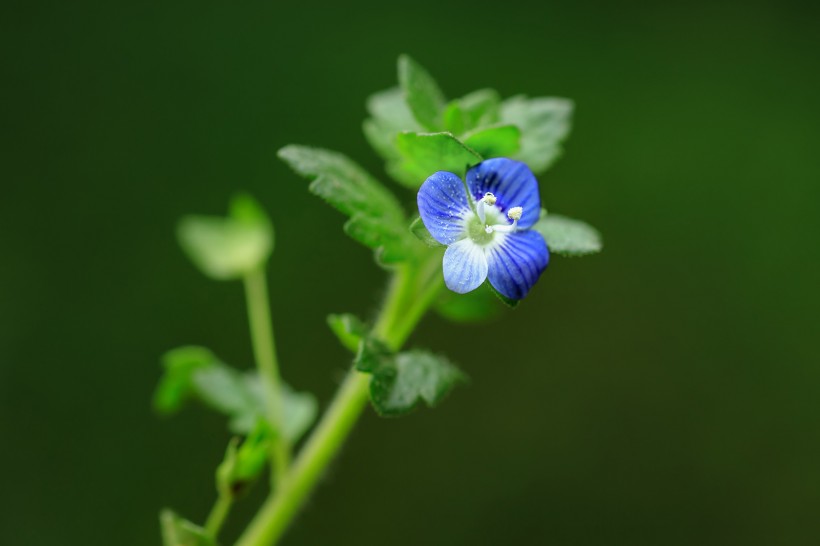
[487,230,549,300]
[443,239,488,294]
[417,171,472,245]
[465,158,541,229]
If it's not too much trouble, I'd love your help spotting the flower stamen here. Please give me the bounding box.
[476,192,496,224]
[489,206,523,233]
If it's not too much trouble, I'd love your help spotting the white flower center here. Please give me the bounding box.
[468,193,524,244]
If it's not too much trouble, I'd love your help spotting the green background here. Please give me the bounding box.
[2,0,819,544]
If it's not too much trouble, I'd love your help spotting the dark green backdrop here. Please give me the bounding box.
[2,1,819,544]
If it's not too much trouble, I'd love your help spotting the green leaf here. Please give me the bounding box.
[153,346,219,414]
[409,216,443,248]
[156,347,317,442]
[392,132,483,188]
[363,87,421,162]
[277,145,414,264]
[192,364,318,442]
[355,340,467,417]
[500,95,573,174]
[434,284,504,323]
[398,55,446,131]
[534,213,603,256]
[443,89,501,135]
[327,313,368,353]
[371,350,467,417]
[462,124,521,158]
[177,193,273,281]
[216,421,271,498]
[160,510,215,546]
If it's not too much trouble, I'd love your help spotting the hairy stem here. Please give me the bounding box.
[235,257,442,546]
[244,267,290,486]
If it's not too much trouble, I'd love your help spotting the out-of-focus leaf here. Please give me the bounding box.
[409,217,444,248]
[278,145,415,264]
[160,510,215,546]
[534,213,602,256]
[443,89,501,135]
[153,346,219,415]
[462,124,521,158]
[500,95,573,174]
[398,55,446,131]
[363,87,421,162]
[216,421,271,498]
[327,313,368,353]
[434,284,504,323]
[177,194,273,281]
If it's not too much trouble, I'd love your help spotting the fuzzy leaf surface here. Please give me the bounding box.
[278,145,414,263]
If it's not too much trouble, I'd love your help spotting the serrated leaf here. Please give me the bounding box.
[500,95,573,174]
[177,194,273,281]
[534,214,602,256]
[392,132,483,188]
[443,89,501,135]
[363,87,421,162]
[153,346,219,414]
[462,124,521,158]
[370,350,467,417]
[327,313,367,353]
[160,510,215,546]
[434,283,504,323]
[278,145,414,264]
[398,55,446,131]
[409,216,443,248]
[355,340,466,417]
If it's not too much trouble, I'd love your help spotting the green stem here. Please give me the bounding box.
[234,258,441,546]
[204,494,232,539]
[243,267,290,486]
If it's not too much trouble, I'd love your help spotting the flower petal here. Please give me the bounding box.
[487,231,549,300]
[443,239,489,294]
[465,158,540,229]
[417,171,472,245]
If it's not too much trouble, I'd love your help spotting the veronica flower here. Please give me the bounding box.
[417,158,549,300]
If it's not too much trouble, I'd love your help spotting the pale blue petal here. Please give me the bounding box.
[487,231,549,300]
[465,158,540,229]
[417,171,472,245]
[443,239,488,294]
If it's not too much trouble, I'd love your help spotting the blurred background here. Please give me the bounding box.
[2,0,819,544]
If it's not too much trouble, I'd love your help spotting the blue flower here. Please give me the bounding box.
[417,158,549,300]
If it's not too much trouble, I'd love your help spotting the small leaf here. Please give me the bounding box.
[353,336,392,375]
[363,87,421,162]
[370,350,467,417]
[443,89,501,134]
[216,421,271,498]
[279,383,318,443]
[534,214,603,256]
[462,124,521,158]
[278,145,415,264]
[327,313,368,353]
[177,193,273,281]
[160,510,215,546]
[355,339,467,417]
[393,132,483,187]
[434,284,504,323]
[191,365,258,433]
[409,217,443,248]
[398,55,446,131]
[153,346,218,415]
[500,95,573,174]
